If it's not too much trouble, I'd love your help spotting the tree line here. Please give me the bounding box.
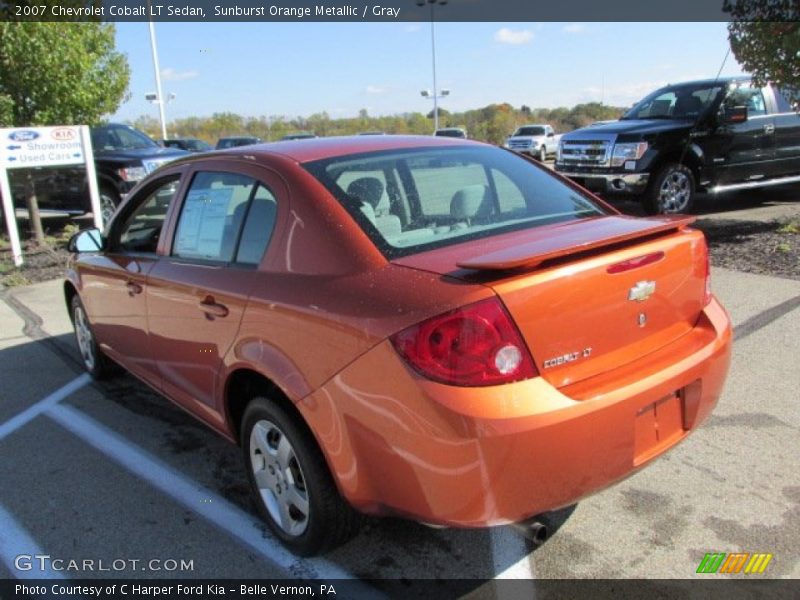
[129,102,627,146]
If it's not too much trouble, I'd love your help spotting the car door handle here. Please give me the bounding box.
[763,123,775,134]
[198,297,229,318]
[125,281,143,296]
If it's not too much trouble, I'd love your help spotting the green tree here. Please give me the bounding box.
[0,22,129,126]
[0,22,129,243]
[723,1,800,105]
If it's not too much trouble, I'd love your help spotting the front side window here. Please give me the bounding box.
[117,177,180,253]
[723,84,768,117]
[305,146,607,258]
[172,171,277,265]
[173,172,255,262]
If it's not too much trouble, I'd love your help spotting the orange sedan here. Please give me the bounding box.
[64,136,731,555]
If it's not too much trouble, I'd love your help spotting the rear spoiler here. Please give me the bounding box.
[457,215,696,271]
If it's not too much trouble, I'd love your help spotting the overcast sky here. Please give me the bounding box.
[112,21,745,122]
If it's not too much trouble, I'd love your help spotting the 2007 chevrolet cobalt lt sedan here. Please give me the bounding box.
[65,136,731,555]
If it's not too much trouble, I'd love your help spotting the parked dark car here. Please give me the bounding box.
[555,77,800,213]
[279,132,317,141]
[160,138,212,153]
[215,136,264,149]
[8,124,188,223]
[434,127,468,139]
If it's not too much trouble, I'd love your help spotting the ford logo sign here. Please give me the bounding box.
[9,130,40,142]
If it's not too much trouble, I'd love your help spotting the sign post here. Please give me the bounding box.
[0,162,23,266]
[0,125,100,266]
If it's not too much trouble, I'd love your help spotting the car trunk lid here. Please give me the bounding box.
[393,215,707,388]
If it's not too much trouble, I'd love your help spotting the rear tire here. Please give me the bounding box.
[70,295,116,380]
[242,396,362,556]
[643,163,696,214]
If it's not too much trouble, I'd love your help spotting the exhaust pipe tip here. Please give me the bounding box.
[513,519,549,547]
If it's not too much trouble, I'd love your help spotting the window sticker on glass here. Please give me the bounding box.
[175,188,233,259]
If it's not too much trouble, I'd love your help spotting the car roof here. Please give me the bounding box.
[184,134,481,163]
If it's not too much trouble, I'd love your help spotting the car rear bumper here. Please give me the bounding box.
[298,297,731,527]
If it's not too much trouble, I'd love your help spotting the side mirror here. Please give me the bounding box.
[68,228,104,253]
[721,105,748,124]
[547,132,555,137]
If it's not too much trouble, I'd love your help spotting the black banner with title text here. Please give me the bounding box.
[2,578,799,600]
[1,0,798,23]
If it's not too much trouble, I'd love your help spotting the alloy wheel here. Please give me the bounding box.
[657,170,692,213]
[73,304,96,371]
[249,419,310,537]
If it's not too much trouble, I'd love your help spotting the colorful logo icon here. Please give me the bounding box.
[696,552,773,574]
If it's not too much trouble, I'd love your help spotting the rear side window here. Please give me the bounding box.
[236,185,277,265]
[172,171,277,264]
[775,88,798,113]
[304,146,607,259]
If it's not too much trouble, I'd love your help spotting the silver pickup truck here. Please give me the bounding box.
[504,124,562,161]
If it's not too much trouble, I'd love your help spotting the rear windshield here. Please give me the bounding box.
[515,126,545,136]
[304,146,607,259]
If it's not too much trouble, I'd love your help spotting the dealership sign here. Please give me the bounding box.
[2,126,86,169]
[0,125,102,266]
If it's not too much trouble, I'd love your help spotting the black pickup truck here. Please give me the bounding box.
[9,123,187,223]
[554,77,800,213]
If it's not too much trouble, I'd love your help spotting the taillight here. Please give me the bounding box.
[701,237,712,305]
[390,298,538,387]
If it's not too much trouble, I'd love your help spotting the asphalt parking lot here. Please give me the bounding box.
[0,194,798,593]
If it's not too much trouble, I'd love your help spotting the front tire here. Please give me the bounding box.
[242,396,361,556]
[538,145,547,162]
[644,163,696,214]
[70,295,116,379]
[99,186,121,225]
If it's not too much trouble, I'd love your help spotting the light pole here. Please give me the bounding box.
[417,0,447,132]
[146,0,167,140]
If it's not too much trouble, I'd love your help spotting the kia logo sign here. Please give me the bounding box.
[51,128,77,141]
[8,130,40,142]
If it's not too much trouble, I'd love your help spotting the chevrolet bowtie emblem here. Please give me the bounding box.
[628,280,656,302]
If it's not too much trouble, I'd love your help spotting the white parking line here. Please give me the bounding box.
[490,526,537,579]
[0,373,90,441]
[46,403,376,591]
[0,502,65,579]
